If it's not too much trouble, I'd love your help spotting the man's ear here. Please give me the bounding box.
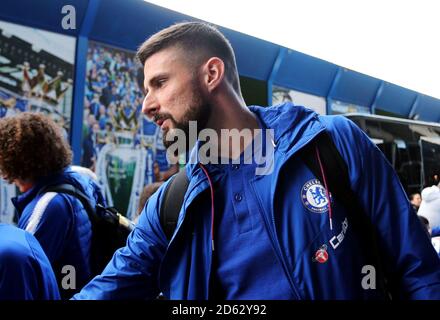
[202,57,225,92]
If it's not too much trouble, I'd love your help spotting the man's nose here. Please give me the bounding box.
[142,94,159,118]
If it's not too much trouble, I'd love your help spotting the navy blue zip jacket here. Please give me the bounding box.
[74,103,440,300]
[13,167,105,298]
[0,224,60,299]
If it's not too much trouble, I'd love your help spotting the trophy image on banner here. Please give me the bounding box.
[0,178,17,224]
[96,128,148,221]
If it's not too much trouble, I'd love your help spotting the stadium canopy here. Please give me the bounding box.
[1,0,440,123]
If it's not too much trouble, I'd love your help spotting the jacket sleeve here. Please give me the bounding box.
[0,231,60,300]
[0,244,42,300]
[72,181,170,300]
[325,116,440,299]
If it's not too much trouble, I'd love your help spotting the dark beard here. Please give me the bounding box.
[162,83,212,151]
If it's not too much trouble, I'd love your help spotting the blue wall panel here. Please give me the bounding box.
[0,0,88,36]
[374,82,417,117]
[328,69,381,108]
[89,0,189,51]
[414,95,440,122]
[1,0,440,123]
[274,50,338,97]
[220,28,279,81]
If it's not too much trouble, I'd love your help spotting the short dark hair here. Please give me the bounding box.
[0,112,72,182]
[409,193,420,201]
[136,21,241,94]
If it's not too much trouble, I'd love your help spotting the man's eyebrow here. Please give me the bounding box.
[143,73,168,95]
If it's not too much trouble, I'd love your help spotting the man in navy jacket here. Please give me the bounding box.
[0,113,105,298]
[74,22,440,300]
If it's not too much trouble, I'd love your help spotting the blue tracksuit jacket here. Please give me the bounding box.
[73,103,440,300]
[13,167,105,297]
[0,224,60,300]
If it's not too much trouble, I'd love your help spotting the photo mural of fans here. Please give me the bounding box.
[83,41,178,220]
[0,20,75,223]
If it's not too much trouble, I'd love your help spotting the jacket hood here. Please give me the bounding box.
[248,102,324,149]
[12,166,99,215]
[418,185,440,228]
[421,185,440,203]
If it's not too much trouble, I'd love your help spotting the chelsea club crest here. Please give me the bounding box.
[301,179,330,213]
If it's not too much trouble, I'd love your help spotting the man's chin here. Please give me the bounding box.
[162,128,176,148]
[163,126,192,153]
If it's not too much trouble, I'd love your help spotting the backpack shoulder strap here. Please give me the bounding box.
[160,169,189,241]
[299,130,392,298]
[39,183,97,223]
[299,131,363,216]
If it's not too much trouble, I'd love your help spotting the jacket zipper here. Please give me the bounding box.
[248,129,326,300]
[161,175,217,299]
[250,180,302,300]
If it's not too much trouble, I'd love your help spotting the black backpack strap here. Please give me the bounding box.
[298,131,392,298]
[39,183,97,223]
[299,132,361,220]
[160,169,189,241]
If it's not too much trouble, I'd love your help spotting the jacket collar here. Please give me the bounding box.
[248,103,324,151]
[11,166,85,216]
[184,102,325,178]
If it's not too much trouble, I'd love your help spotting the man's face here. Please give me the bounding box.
[88,114,96,126]
[411,193,422,207]
[13,179,33,193]
[142,47,211,148]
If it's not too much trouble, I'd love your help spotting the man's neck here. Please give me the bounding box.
[14,179,34,193]
[206,99,260,160]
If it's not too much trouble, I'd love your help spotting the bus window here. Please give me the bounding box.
[420,137,440,188]
[345,114,440,194]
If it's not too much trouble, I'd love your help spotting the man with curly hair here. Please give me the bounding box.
[0,112,105,299]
